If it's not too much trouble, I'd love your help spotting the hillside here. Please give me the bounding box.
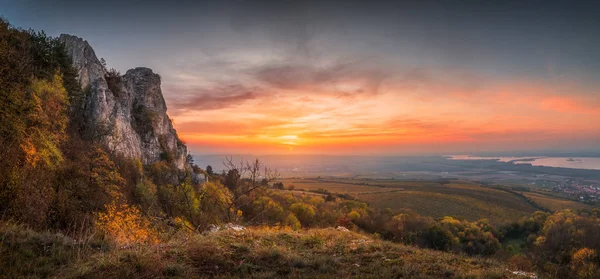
[282,178,544,223]
[0,222,519,279]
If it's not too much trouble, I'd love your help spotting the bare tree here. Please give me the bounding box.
[222,157,279,221]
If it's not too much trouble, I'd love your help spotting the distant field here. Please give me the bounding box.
[280,179,391,194]
[522,192,591,211]
[280,178,561,224]
[359,190,534,223]
[358,184,539,224]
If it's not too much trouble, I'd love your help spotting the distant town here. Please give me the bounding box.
[543,178,600,204]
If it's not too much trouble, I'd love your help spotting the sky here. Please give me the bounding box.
[2,0,599,156]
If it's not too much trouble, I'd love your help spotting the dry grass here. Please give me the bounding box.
[359,190,535,224]
[1,222,521,278]
[281,178,386,193]
[0,222,103,278]
[283,178,541,223]
[522,192,591,212]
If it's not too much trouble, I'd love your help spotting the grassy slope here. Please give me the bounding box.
[0,223,523,279]
[286,178,598,223]
[521,191,591,211]
[281,178,389,193]
[284,178,540,223]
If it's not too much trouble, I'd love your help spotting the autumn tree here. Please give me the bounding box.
[222,157,279,221]
[0,74,69,226]
[0,19,78,228]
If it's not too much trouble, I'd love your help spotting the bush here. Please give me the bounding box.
[289,202,316,227]
[105,68,122,96]
[96,201,159,246]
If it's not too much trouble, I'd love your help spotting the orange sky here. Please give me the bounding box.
[169,76,600,155]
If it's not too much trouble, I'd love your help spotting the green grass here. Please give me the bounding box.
[0,222,521,278]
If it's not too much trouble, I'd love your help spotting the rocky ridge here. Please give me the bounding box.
[59,34,188,169]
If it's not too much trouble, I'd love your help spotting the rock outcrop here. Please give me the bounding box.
[59,35,189,169]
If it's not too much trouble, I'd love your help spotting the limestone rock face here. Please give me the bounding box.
[59,34,189,169]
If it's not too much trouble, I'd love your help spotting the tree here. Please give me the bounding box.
[284,213,301,230]
[571,248,600,279]
[197,181,232,227]
[248,196,285,225]
[0,19,79,228]
[206,165,214,176]
[0,74,69,226]
[87,146,125,208]
[289,202,316,226]
[222,157,280,222]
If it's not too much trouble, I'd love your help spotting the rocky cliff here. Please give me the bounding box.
[59,35,189,169]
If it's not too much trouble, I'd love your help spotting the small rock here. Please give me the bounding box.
[336,226,350,232]
[511,270,538,279]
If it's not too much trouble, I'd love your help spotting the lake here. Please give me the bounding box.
[448,155,600,170]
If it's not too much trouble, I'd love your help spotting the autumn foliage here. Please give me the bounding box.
[96,201,159,246]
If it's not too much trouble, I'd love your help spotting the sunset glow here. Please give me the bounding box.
[170,77,599,155]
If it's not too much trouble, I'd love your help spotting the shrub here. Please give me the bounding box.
[105,68,122,96]
[96,201,159,246]
[289,202,316,227]
[284,213,301,230]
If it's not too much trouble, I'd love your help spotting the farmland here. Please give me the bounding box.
[280,178,398,194]
[521,191,591,211]
[280,177,590,224]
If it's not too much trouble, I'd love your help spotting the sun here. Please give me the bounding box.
[280,135,299,146]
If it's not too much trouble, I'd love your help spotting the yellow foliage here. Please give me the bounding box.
[533,236,546,246]
[173,217,194,232]
[21,74,69,168]
[96,201,158,246]
[573,248,596,263]
[254,224,293,232]
[284,213,301,230]
[347,210,361,220]
[571,248,599,279]
[441,216,461,225]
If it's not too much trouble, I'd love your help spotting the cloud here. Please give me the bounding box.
[165,59,394,118]
[229,0,326,58]
[169,84,259,113]
[251,62,388,97]
[484,81,600,115]
[175,118,288,136]
[540,96,600,115]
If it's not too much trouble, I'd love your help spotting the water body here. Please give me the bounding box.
[448,155,600,170]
